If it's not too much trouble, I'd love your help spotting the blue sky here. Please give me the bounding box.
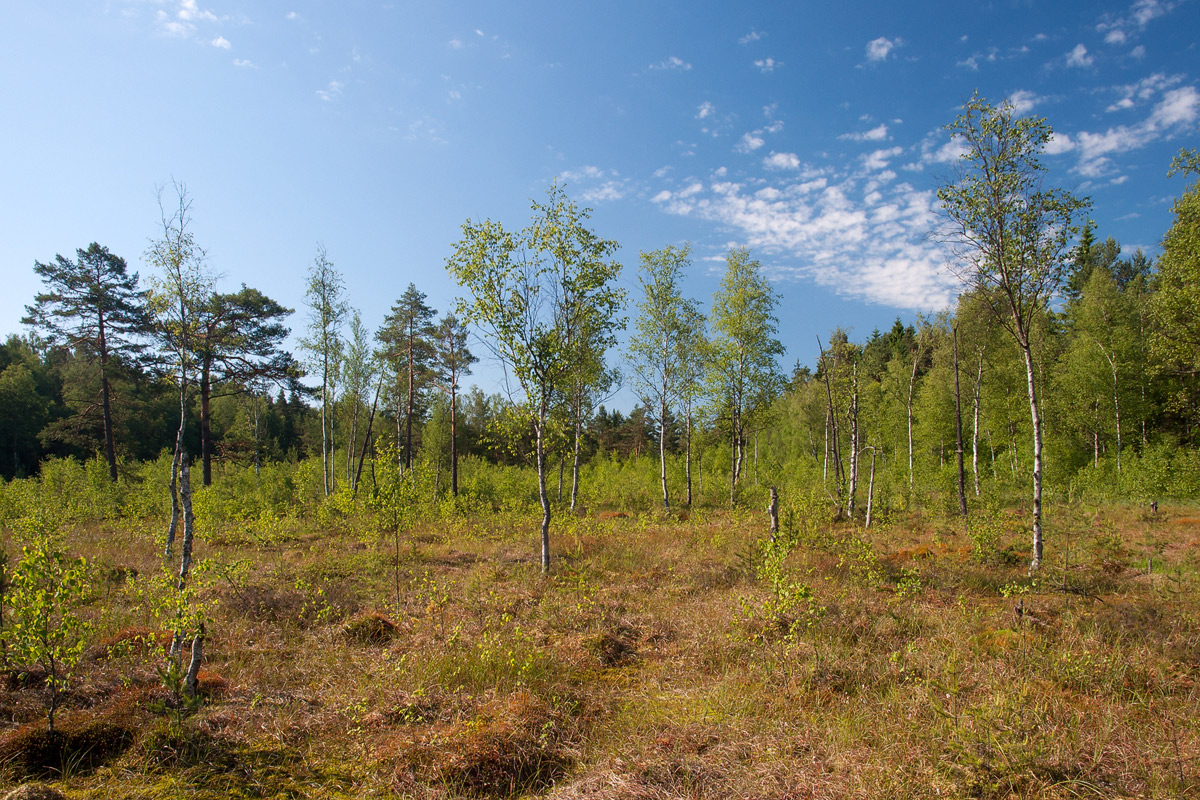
[3,1,1198,406]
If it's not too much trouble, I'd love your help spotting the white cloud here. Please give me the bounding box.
[696,101,715,119]
[737,133,765,153]
[754,57,780,73]
[286,11,297,20]
[315,80,344,101]
[651,190,672,203]
[448,38,463,49]
[406,117,446,145]
[1096,0,1177,49]
[865,36,900,62]
[1106,72,1182,112]
[652,171,954,310]
[862,146,904,171]
[1006,89,1041,115]
[1045,132,1076,155]
[178,0,217,23]
[764,152,801,170]
[1150,85,1200,127]
[1071,85,1199,175]
[561,165,609,181]
[650,56,691,71]
[155,10,192,37]
[211,35,231,49]
[559,166,627,202]
[1066,43,1094,68]
[233,58,256,68]
[738,30,763,45]
[1131,45,1146,58]
[580,182,625,202]
[839,124,889,142]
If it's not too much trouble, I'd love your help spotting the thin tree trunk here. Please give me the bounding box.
[178,453,196,590]
[353,373,385,497]
[768,486,779,541]
[184,623,204,698]
[972,354,983,497]
[97,312,118,482]
[847,363,859,518]
[405,328,415,471]
[865,449,877,529]
[729,410,738,507]
[659,394,670,513]
[953,327,968,526]
[321,358,330,496]
[908,348,919,496]
[450,383,460,497]
[536,408,552,574]
[165,361,188,556]
[684,404,693,506]
[1019,338,1045,572]
[570,408,582,512]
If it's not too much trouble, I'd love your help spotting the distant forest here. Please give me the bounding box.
[3,98,1199,525]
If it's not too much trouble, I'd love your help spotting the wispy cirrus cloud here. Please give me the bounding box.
[559,166,629,203]
[738,30,764,45]
[1053,84,1200,175]
[153,0,221,37]
[839,124,890,142]
[1105,72,1182,112]
[649,55,691,71]
[315,80,344,101]
[754,57,780,73]
[651,168,955,311]
[1097,0,1179,45]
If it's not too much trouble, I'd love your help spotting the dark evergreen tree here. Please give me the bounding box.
[23,243,151,480]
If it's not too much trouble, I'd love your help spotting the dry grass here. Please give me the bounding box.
[0,501,1197,798]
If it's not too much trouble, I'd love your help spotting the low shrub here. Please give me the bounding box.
[0,720,133,779]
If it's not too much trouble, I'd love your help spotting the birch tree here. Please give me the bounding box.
[707,248,784,505]
[146,182,212,559]
[447,184,623,572]
[938,92,1088,571]
[627,244,704,513]
[300,245,348,497]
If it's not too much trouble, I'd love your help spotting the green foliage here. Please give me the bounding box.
[137,564,212,718]
[5,516,93,733]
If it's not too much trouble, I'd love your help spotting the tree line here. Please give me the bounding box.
[2,96,1199,573]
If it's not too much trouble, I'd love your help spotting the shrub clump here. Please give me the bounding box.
[386,690,576,796]
[0,720,134,779]
[342,611,399,645]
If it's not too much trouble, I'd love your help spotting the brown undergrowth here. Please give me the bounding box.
[0,502,1196,798]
